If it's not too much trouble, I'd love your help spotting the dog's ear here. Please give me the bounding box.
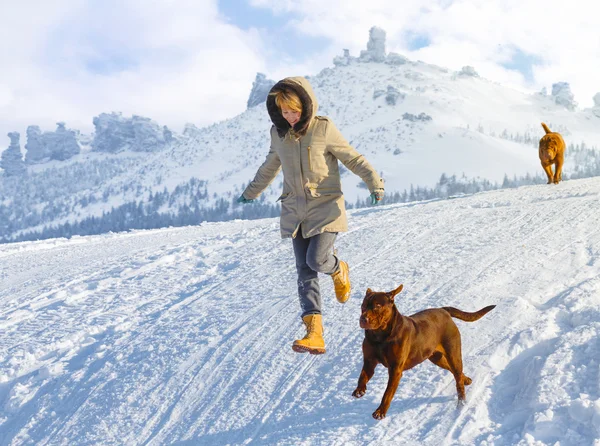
[387,284,403,302]
[366,288,373,296]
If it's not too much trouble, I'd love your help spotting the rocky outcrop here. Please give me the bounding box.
[359,27,386,63]
[163,126,174,143]
[24,126,48,163]
[183,123,201,138]
[552,82,577,111]
[1,132,27,176]
[247,73,275,108]
[333,27,410,66]
[333,49,352,67]
[402,112,433,122]
[373,86,406,105]
[25,122,80,164]
[92,112,170,153]
[386,52,408,65]
[457,66,479,77]
[592,93,600,117]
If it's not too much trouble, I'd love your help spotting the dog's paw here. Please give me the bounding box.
[372,408,386,420]
[352,387,366,398]
[456,399,466,410]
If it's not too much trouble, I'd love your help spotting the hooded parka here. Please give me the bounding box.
[242,76,384,239]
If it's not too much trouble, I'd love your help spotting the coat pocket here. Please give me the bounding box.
[306,186,342,199]
[277,192,291,202]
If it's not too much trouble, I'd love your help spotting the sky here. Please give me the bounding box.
[1,0,599,149]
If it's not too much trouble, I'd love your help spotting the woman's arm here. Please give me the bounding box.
[242,135,282,200]
[325,120,384,192]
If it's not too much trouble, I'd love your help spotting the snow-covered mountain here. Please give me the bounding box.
[1,177,600,445]
[2,29,600,243]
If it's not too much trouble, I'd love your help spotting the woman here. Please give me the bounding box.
[238,76,384,355]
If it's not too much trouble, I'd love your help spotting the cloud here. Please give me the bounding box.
[2,0,599,152]
[0,0,266,145]
[251,0,600,106]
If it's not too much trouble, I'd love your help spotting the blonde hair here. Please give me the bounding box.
[271,90,302,113]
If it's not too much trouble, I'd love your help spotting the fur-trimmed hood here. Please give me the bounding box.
[266,76,319,138]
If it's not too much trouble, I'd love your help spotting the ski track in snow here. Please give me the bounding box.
[2,179,600,445]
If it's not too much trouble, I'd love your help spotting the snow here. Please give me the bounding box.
[7,53,600,243]
[2,177,600,445]
[117,59,600,207]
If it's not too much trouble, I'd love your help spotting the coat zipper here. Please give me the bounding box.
[307,145,313,172]
[295,136,306,239]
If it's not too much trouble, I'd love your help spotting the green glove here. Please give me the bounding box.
[370,189,384,205]
[237,195,254,204]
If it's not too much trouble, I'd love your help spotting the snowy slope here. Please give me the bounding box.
[2,177,600,445]
[160,61,600,203]
[5,50,600,242]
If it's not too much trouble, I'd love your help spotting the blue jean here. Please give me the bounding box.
[292,229,339,317]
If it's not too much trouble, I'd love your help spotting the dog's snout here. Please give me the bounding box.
[359,314,368,328]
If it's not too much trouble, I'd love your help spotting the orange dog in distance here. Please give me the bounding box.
[539,122,566,184]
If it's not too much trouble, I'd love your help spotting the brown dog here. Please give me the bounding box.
[539,122,566,184]
[352,284,495,419]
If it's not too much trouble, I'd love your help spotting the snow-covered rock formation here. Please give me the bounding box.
[92,112,170,153]
[552,82,577,111]
[25,123,80,163]
[1,132,26,177]
[247,73,276,108]
[359,26,387,63]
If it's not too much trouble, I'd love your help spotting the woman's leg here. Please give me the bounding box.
[306,231,350,303]
[292,231,322,317]
[292,230,327,354]
[305,232,339,275]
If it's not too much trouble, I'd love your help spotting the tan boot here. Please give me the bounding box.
[331,260,351,303]
[292,314,326,355]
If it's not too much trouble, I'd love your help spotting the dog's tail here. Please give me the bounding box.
[442,305,496,322]
[541,122,552,134]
